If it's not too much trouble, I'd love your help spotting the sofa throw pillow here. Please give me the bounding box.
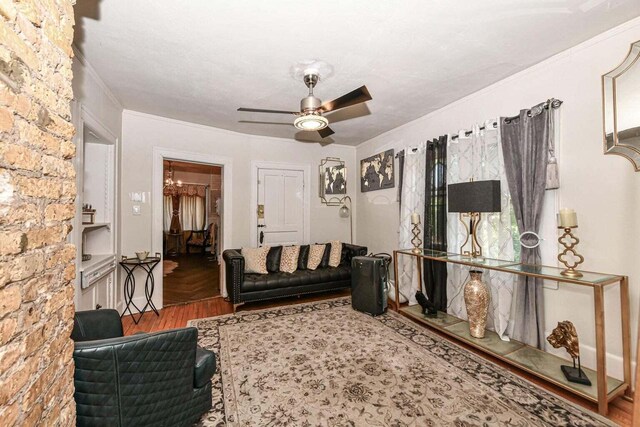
[297,245,310,270]
[242,246,270,274]
[328,240,342,267]
[266,246,283,273]
[307,244,326,270]
[280,245,300,274]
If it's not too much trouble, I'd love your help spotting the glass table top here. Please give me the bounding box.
[396,249,623,286]
[500,263,621,285]
[120,256,161,265]
[442,254,520,268]
[395,248,452,258]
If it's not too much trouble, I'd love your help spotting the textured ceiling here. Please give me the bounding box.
[74,0,640,146]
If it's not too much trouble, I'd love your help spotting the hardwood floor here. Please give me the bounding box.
[162,253,219,306]
[121,292,632,426]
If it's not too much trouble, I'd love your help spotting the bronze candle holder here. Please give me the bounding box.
[411,223,422,254]
[557,226,584,278]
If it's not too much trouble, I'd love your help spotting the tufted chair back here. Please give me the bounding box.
[72,309,214,427]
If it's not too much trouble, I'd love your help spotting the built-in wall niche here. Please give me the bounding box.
[82,136,114,256]
[73,110,119,312]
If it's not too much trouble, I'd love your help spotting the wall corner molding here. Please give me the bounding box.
[72,44,124,110]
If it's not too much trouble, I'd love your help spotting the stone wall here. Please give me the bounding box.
[0,0,77,425]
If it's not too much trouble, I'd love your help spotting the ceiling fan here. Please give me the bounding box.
[237,71,372,139]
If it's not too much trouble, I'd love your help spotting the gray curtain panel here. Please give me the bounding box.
[500,103,552,349]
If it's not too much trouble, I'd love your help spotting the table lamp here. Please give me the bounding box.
[447,180,501,258]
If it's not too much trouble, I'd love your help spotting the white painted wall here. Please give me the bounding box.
[355,18,640,380]
[121,110,356,308]
[71,50,124,309]
[72,52,123,138]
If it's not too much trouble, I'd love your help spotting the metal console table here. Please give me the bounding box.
[119,255,161,324]
[393,248,631,415]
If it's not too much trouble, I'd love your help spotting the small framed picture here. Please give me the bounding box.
[360,149,394,192]
[319,157,346,205]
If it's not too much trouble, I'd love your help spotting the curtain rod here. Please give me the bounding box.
[503,98,563,123]
[395,146,420,158]
[450,121,498,141]
[393,98,563,156]
[449,98,563,141]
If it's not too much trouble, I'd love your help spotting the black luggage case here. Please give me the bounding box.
[351,255,388,316]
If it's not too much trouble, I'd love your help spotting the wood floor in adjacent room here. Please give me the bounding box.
[121,291,633,426]
[162,252,220,306]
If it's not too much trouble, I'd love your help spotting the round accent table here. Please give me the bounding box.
[119,255,161,324]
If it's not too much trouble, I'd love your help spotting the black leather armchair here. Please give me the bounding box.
[71,309,215,427]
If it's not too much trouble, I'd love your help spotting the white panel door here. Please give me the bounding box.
[257,168,304,246]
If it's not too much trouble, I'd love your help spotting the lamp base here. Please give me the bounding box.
[461,254,485,261]
[459,212,483,259]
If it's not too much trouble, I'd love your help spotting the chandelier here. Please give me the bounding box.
[164,161,182,189]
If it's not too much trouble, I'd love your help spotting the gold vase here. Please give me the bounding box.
[464,270,489,338]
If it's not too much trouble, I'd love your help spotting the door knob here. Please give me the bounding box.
[259,231,264,244]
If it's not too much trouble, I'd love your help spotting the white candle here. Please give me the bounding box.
[411,212,420,225]
[558,208,578,228]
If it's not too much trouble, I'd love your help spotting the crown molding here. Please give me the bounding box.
[72,45,124,110]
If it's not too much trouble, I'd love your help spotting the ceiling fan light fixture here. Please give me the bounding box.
[294,114,328,131]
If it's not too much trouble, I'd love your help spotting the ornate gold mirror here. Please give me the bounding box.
[602,40,640,171]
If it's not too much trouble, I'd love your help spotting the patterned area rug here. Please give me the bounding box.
[190,298,613,426]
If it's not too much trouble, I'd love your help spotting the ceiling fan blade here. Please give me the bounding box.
[319,85,372,113]
[238,107,298,115]
[317,126,335,139]
[238,120,293,126]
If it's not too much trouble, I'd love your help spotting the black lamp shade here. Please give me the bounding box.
[447,180,501,213]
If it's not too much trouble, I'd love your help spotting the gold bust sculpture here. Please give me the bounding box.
[546,320,591,385]
[547,320,580,359]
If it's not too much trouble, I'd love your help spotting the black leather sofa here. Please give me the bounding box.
[71,309,215,427]
[223,243,367,311]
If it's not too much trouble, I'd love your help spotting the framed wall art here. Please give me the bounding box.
[319,157,346,205]
[360,149,394,192]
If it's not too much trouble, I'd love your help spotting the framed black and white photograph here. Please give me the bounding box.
[319,157,346,205]
[360,149,394,192]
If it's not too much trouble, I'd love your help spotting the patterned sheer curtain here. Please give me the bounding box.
[163,195,173,232]
[393,142,426,305]
[446,122,516,340]
[179,195,206,231]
